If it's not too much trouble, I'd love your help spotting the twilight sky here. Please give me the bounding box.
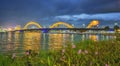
[0,0,120,28]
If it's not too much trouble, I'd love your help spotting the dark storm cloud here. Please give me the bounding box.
[0,0,120,26]
[0,0,119,16]
[46,0,119,14]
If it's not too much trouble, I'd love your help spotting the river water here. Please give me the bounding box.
[0,31,115,54]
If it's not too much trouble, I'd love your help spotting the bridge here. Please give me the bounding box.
[11,20,99,31]
[1,20,119,33]
[0,20,119,53]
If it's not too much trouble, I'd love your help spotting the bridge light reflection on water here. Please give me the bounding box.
[0,29,116,54]
[0,21,117,54]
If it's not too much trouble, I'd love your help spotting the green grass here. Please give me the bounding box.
[0,40,120,66]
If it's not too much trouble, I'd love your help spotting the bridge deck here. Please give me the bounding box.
[12,28,106,32]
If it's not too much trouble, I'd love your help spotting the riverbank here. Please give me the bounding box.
[0,40,120,66]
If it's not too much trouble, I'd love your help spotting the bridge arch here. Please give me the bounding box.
[23,21,42,29]
[50,22,74,28]
[87,20,99,28]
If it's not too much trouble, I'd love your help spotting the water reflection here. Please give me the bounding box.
[7,32,14,51]
[0,31,115,53]
[23,31,41,52]
[49,34,63,49]
[49,34,72,49]
[15,31,20,50]
[89,35,98,41]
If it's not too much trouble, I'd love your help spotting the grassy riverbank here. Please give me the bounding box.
[0,40,120,66]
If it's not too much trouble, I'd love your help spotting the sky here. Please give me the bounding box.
[0,0,120,28]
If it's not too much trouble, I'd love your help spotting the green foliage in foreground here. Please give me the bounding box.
[0,40,120,66]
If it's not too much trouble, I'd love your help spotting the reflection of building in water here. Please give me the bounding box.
[23,31,41,52]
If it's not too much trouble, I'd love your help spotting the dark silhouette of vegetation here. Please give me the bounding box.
[114,25,120,41]
[114,25,119,31]
[104,26,110,31]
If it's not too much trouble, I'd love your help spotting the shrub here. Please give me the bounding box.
[0,40,120,66]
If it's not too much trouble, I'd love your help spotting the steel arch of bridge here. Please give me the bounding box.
[87,20,99,28]
[23,21,42,29]
[23,21,74,29]
[50,22,74,28]
[23,20,99,29]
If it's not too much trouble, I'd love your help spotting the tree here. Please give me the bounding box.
[104,26,110,31]
[114,25,119,31]
[114,25,120,41]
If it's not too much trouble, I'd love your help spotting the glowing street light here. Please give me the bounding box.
[8,28,12,31]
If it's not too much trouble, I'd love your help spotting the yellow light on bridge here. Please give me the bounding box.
[15,25,21,30]
[91,20,99,26]
[87,20,99,28]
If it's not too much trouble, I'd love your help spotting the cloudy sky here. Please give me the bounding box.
[0,0,120,28]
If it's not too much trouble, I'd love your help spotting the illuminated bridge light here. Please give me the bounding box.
[87,20,99,28]
[109,28,114,31]
[92,20,99,25]
[12,21,101,32]
[23,21,42,29]
[19,30,23,32]
[42,29,49,33]
[8,28,12,31]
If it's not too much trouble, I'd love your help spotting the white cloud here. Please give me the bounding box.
[55,15,72,20]
[54,13,120,21]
